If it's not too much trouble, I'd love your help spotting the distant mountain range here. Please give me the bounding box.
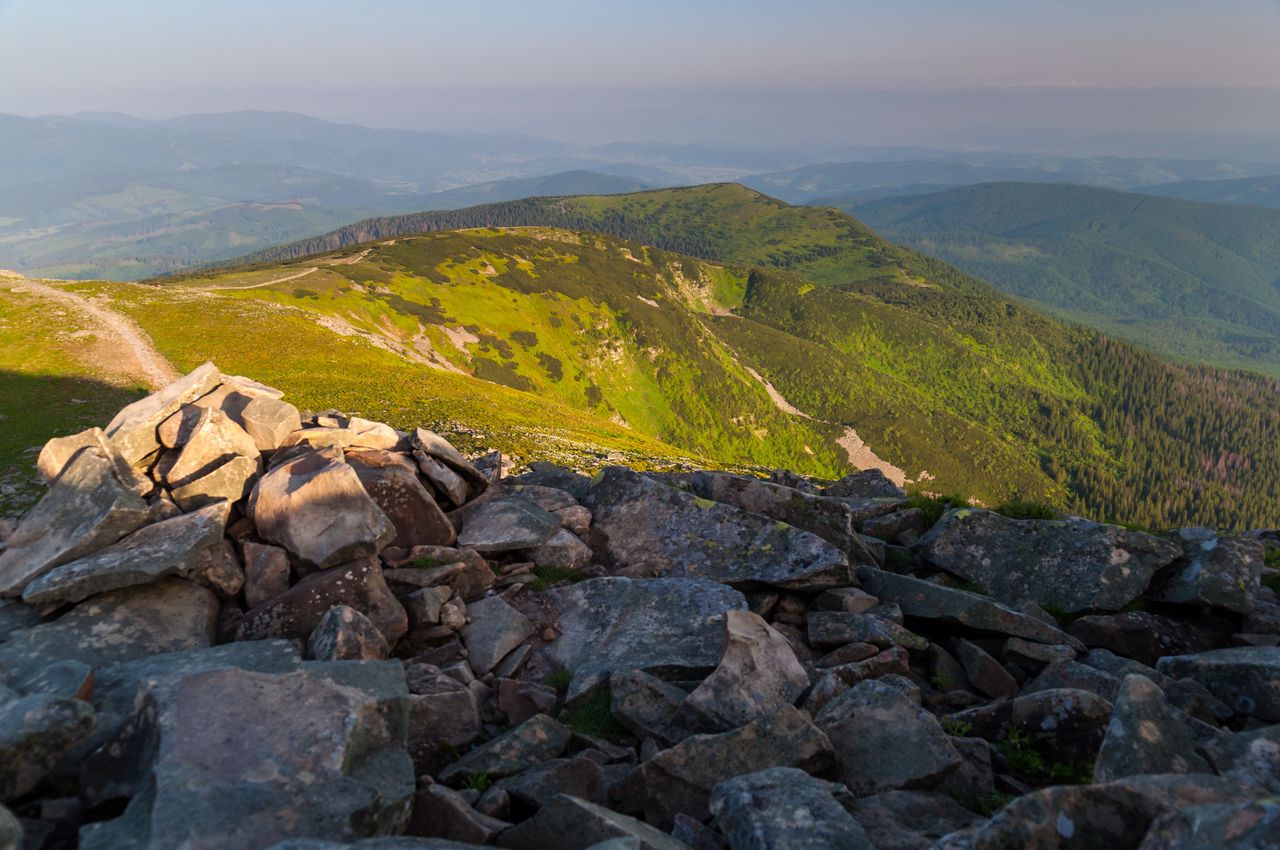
[849,182,1280,375]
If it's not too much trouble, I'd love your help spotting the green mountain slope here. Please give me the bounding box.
[172,185,1280,529]
[850,182,1280,375]
[1144,174,1280,209]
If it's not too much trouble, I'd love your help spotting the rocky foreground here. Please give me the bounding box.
[0,364,1277,850]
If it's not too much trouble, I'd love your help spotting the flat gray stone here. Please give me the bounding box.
[1157,647,1280,721]
[438,714,572,786]
[710,767,872,850]
[104,361,221,465]
[456,495,559,553]
[584,468,849,591]
[497,794,689,850]
[238,557,407,644]
[1148,529,1265,614]
[22,501,229,605]
[461,595,535,676]
[542,577,746,702]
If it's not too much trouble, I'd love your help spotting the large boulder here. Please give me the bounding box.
[0,579,218,685]
[1068,612,1207,667]
[916,509,1181,613]
[249,449,395,569]
[21,501,229,605]
[1156,647,1280,721]
[347,450,456,549]
[856,567,1080,648]
[497,794,690,850]
[237,557,407,644]
[103,361,221,465]
[709,767,872,850]
[1139,799,1280,850]
[0,443,150,596]
[681,471,880,563]
[1147,529,1265,614]
[626,705,835,829]
[815,679,961,796]
[455,495,559,554]
[673,610,810,733]
[1201,725,1280,793]
[1094,674,1211,782]
[584,468,849,591]
[541,577,746,701]
[79,662,415,850]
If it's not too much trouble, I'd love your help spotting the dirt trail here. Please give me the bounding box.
[199,267,318,291]
[2,274,179,389]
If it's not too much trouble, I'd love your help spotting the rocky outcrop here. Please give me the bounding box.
[1,364,1276,850]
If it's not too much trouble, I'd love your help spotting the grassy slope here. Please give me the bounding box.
[850,182,1280,376]
[1144,174,1280,210]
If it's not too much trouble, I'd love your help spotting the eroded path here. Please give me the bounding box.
[0,273,178,389]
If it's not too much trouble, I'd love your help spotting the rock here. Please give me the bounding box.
[861,508,927,542]
[0,805,18,850]
[1139,798,1280,849]
[947,688,1114,765]
[163,406,260,494]
[966,774,1260,850]
[404,586,453,629]
[628,705,835,828]
[500,757,607,810]
[811,587,880,614]
[242,541,293,608]
[527,528,593,571]
[497,794,690,850]
[1003,638,1076,670]
[610,669,690,744]
[954,639,1019,700]
[238,557,407,644]
[0,694,95,801]
[497,678,558,726]
[186,538,245,599]
[673,611,809,733]
[1147,529,1265,614]
[78,662,414,850]
[405,665,481,774]
[238,396,303,451]
[815,679,961,795]
[1068,612,1206,667]
[916,509,1181,613]
[681,471,879,563]
[348,450,456,549]
[1201,725,1280,793]
[845,791,984,850]
[438,714,572,786]
[543,577,746,701]
[806,611,928,651]
[283,418,401,452]
[1025,660,1122,702]
[458,595,532,675]
[456,495,560,553]
[170,453,260,511]
[103,361,221,465]
[417,456,469,508]
[856,567,1081,648]
[0,579,218,685]
[0,599,41,642]
[823,470,905,499]
[584,468,850,591]
[0,443,150,596]
[308,605,390,661]
[1157,647,1280,721]
[21,501,228,605]
[409,784,511,845]
[709,767,872,850]
[815,642,880,668]
[37,426,153,497]
[1095,674,1211,782]
[249,449,395,569]
[412,428,490,495]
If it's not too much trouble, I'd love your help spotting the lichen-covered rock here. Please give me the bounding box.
[856,567,1080,648]
[1156,647,1280,721]
[674,610,810,733]
[954,639,1019,700]
[806,611,928,651]
[1069,611,1207,667]
[1201,724,1280,793]
[412,428,490,496]
[249,449,395,569]
[609,669,690,745]
[709,767,872,850]
[526,528,593,571]
[0,442,150,596]
[815,679,961,796]
[629,705,835,829]
[405,664,481,774]
[916,509,1181,613]
[0,694,95,801]
[104,361,221,465]
[437,714,572,787]
[496,794,690,850]
[1094,674,1210,782]
[21,501,228,605]
[461,595,536,676]
[1147,529,1265,614]
[823,470,906,500]
[308,604,390,661]
[455,495,560,553]
[498,757,607,811]
[1139,798,1280,849]
[947,688,1114,765]
[845,791,985,850]
[78,662,414,850]
[542,576,746,701]
[238,557,407,644]
[242,541,293,608]
[347,450,456,549]
[584,467,850,591]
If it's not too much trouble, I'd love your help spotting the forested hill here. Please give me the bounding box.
[174,185,1280,529]
[850,181,1280,376]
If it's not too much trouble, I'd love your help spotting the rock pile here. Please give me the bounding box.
[0,363,1277,850]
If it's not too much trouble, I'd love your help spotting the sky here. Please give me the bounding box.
[1,0,1279,154]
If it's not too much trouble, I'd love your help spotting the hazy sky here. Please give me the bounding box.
[2,0,1279,153]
